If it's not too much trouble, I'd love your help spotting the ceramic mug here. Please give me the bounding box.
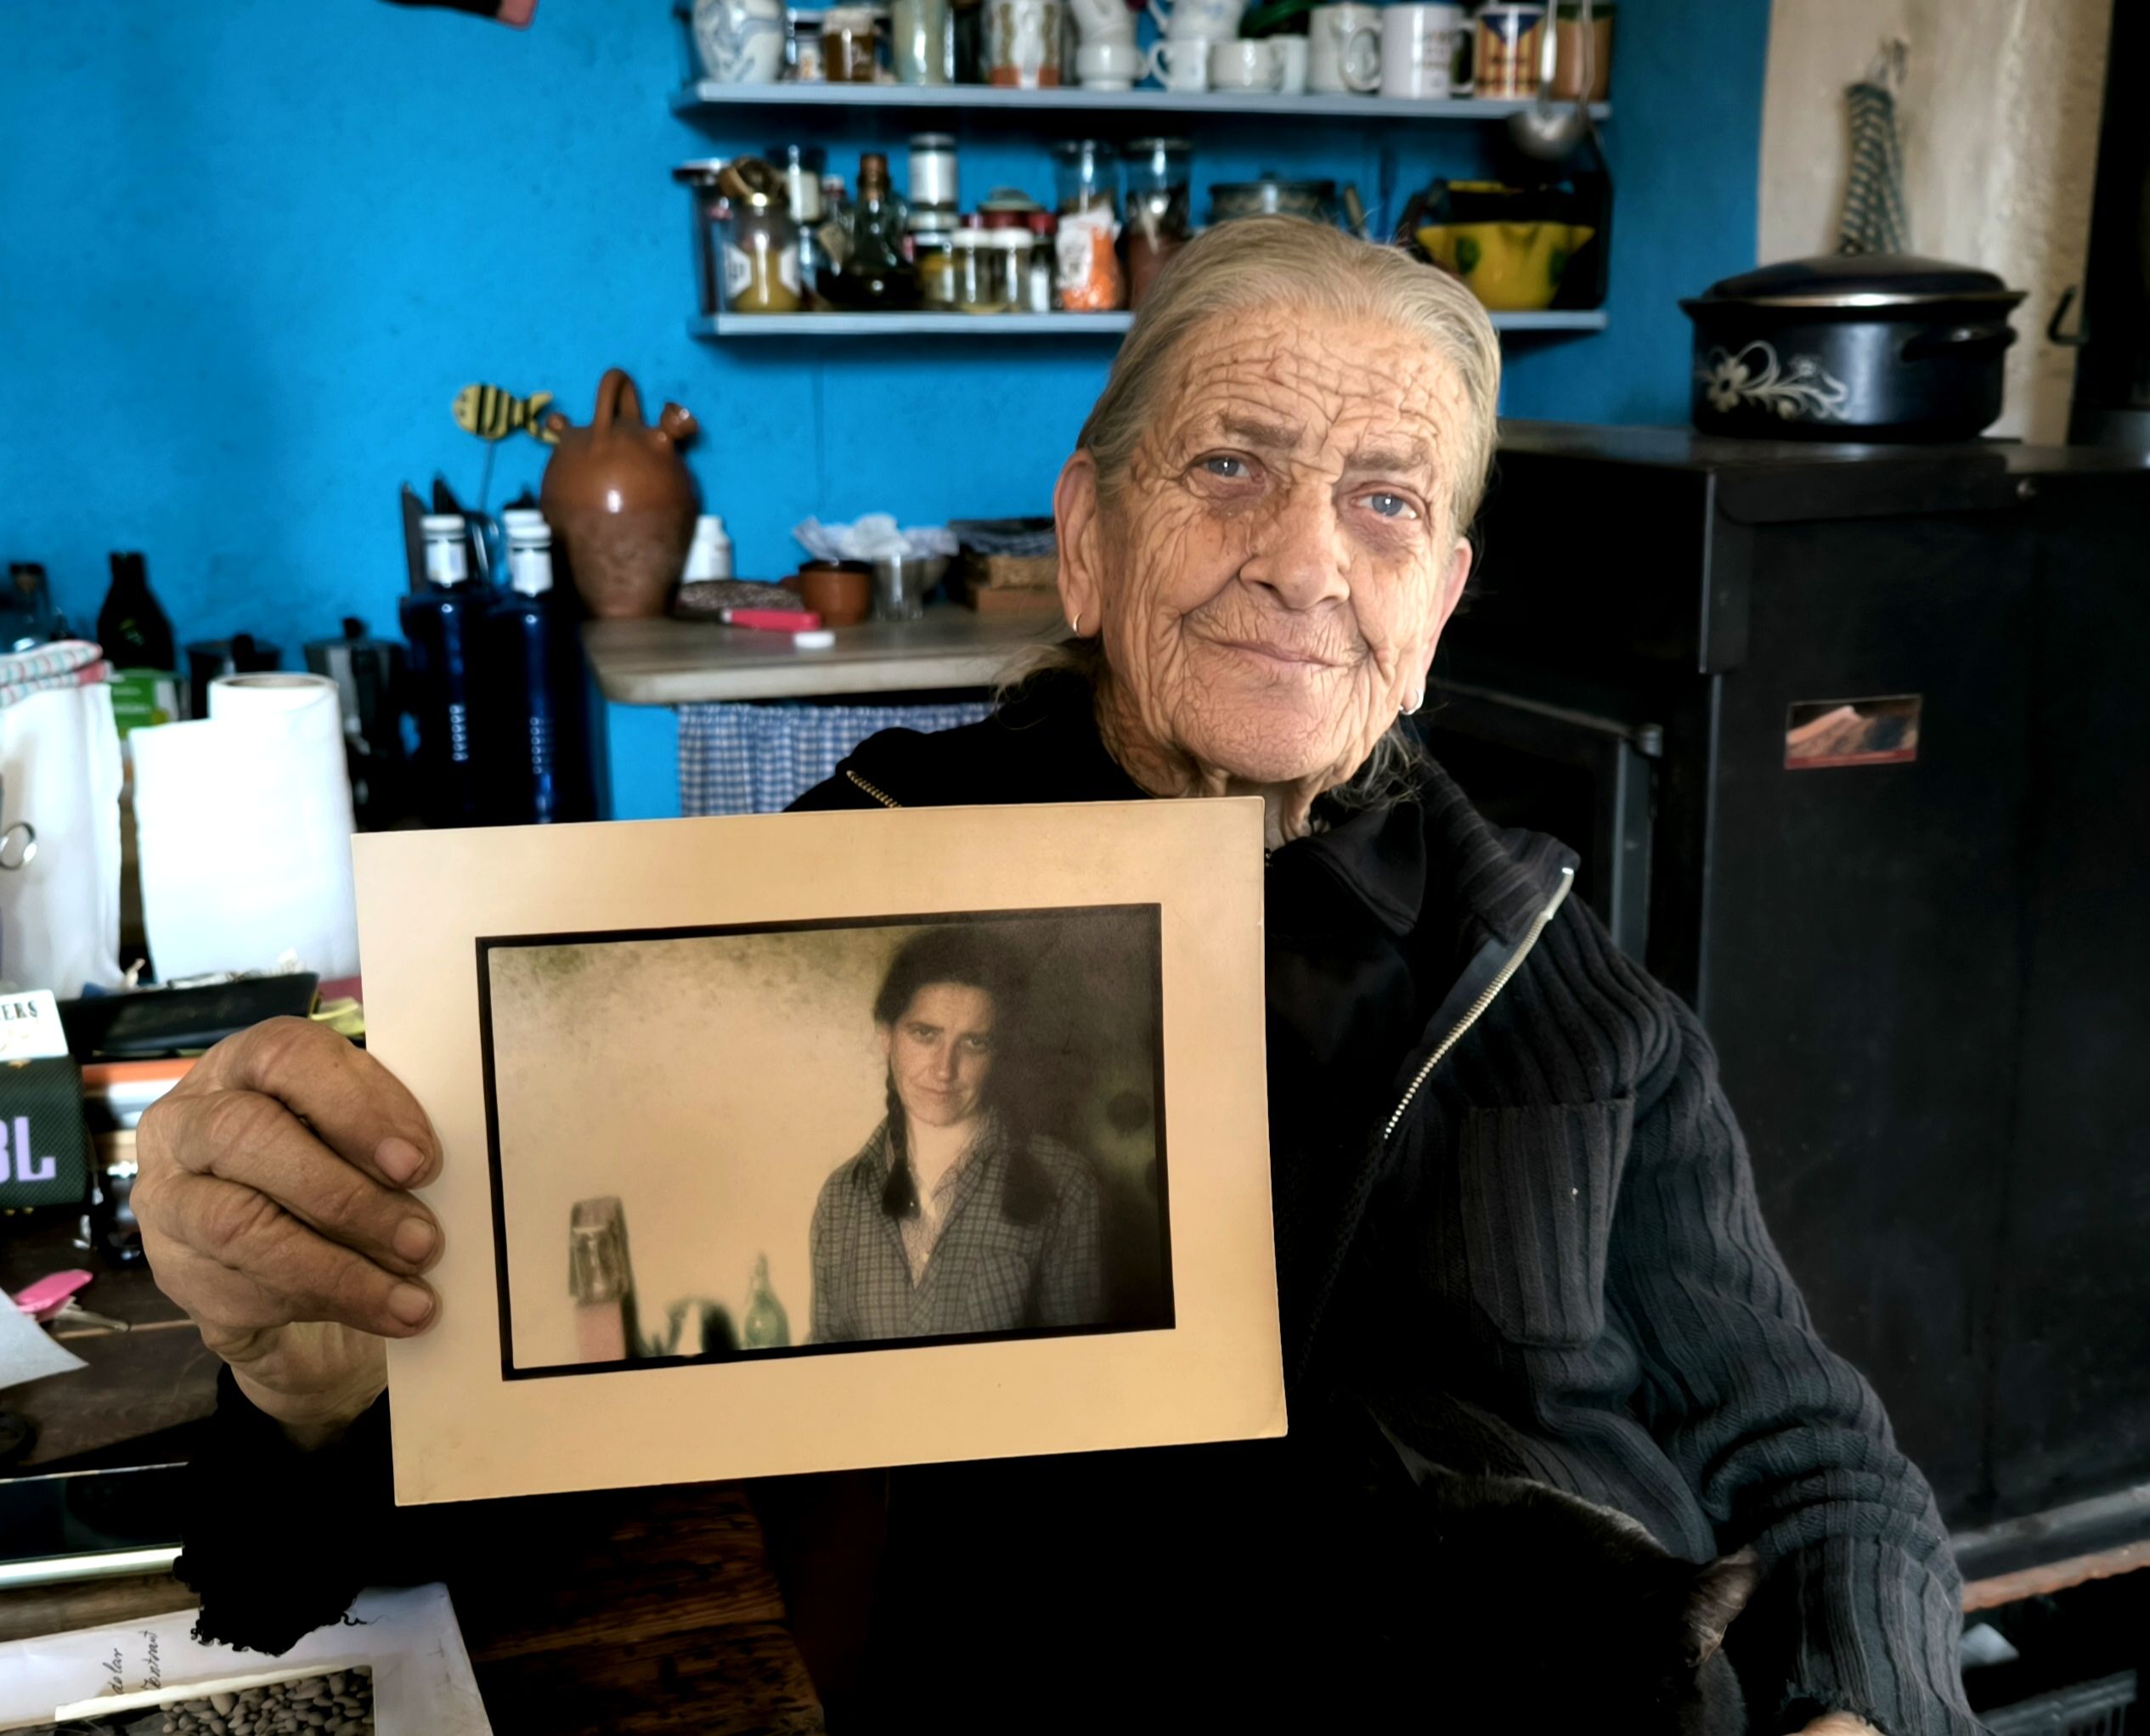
[1273,35,1308,93]
[1148,0,1242,42]
[1380,2,1470,99]
[985,0,1065,86]
[1143,34,1210,88]
[693,0,787,82]
[1209,37,1281,90]
[1307,3,1380,93]
[1077,37,1143,85]
[1067,0,1135,42]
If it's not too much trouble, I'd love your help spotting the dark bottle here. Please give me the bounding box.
[826,152,919,309]
[399,512,490,826]
[485,512,595,825]
[97,552,177,669]
[3,563,62,652]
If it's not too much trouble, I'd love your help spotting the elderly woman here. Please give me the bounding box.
[810,926,1103,1344]
[138,220,1972,1734]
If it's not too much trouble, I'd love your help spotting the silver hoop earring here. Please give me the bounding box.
[1401,690,1424,717]
[1069,612,1082,636]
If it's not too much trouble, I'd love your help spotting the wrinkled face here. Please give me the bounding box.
[1070,307,1476,790]
[879,982,997,1128]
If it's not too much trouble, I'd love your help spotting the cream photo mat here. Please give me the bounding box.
[358,798,1284,1505]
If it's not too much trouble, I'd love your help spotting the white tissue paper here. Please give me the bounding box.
[129,673,361,981]
[793,515,960,562]
[0,683,124,996]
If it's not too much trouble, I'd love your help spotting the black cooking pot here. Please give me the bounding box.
[1680,254,2026,442]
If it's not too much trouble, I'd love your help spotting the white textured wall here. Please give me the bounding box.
[1758,0,2111,441]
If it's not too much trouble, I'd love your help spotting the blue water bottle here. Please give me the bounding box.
[488,511,594,825]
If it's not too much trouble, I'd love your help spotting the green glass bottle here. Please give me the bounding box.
[742,1253,791,1349]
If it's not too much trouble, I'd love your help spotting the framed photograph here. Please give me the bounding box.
[357,798,1281,1505]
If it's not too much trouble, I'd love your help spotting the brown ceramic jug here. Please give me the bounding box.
[540,369,701,620]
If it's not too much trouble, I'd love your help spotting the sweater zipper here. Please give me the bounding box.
[845,769,901,809]
[1379,864,1574,1144]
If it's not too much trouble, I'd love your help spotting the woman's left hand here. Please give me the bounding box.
[1796,1716,1882,1735]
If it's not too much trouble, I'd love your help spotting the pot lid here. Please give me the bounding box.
[1696,253,2025,308]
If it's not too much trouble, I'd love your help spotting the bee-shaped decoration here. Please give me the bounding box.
[452,382,560,444]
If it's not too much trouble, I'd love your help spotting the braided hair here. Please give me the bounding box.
[873,927,1027,1221]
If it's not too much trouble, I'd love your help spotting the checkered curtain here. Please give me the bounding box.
[678,701,993,816]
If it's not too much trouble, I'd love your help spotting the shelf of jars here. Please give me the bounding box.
[671,82,1611,121]
[686,307,1608,336]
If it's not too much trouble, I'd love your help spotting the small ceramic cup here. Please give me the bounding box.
[1143,35,1211,89]
[1078,37,1143,86]
[1380,1,1470,99]
[1307,2,1380,93]
[1148,0,1243,42]
[1068,0,1135,43]
[1209,37,1281,90]
[1273,34,1309,93]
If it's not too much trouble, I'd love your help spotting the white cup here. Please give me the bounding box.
[1380,2,1470,99]
[1273,35,1308,93]
[1209,37,1281,91]
[1077,37,1143,86]
[1144,34,1212,87]
[1148,0,1242,42]
[1307,2,1379,93]
[1067,0,1135,43]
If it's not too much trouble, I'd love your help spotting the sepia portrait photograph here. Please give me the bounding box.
[478,907,1171,1377]
[356,801,1279,1504]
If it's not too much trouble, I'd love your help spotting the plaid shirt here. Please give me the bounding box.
[809,1115,1104,1344]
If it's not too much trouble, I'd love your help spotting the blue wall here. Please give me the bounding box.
[1,0,1769,808]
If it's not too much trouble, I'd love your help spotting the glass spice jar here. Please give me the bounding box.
[822,4,880,82]
[911,208,960,307]
[1122,138,1192,310]
[952,228,1011,314]
[988,228,1031,313]
[723,189,802,313]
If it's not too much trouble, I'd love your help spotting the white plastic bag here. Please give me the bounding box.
[0,682,123,995]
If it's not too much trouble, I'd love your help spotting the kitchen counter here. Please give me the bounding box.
[584,608,1051,706]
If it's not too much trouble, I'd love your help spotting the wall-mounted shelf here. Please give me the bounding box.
[688,309,1608,338]
[673,82,1610,123]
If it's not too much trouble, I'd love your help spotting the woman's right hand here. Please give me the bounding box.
[135,1017,445,1446]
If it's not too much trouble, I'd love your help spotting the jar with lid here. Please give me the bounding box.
[787,8,827,78]
[1052,140,1124,312]
[768,145,828,304]
[906,132,959,211]
[723,189,802,313]
[823,4,880,81]
[952,229,1013,314]
[987,230,1031,314]
[672,158,731,316]
[1122,138,1192,310]
[911,207,960,308]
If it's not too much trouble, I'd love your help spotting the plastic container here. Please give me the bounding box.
[684,514,736,581]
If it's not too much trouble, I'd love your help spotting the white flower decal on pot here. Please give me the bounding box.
[1697,342,1853,421]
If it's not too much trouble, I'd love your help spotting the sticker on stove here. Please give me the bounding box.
[1785,695,1921,769]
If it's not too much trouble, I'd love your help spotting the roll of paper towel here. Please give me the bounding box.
[130,673,361,980]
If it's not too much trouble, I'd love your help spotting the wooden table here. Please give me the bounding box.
[584,609,1048,705]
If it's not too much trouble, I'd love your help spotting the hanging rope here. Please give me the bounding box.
[1837,37,1910,255]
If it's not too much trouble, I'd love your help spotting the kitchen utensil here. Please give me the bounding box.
[1508,0,1590,158]
[1210,38,1281,90]
[1210,174,1337,224]
[1380,3,1470,99]
[539,369,701,619]
[1416,220,1594,309]
[1307,3,1379,93]
[1681,253,2026,441]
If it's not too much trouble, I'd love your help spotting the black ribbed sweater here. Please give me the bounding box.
[178,678,1979,1734]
